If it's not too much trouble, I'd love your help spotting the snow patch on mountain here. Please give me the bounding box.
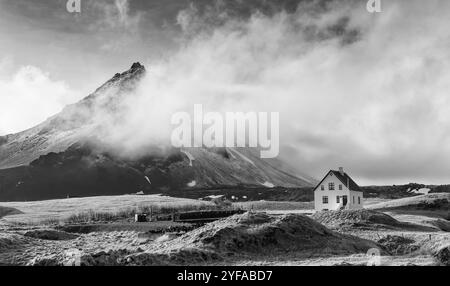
[187,180,197,187]
[261,181,275,188]
[228,148,256,167]
[408,188,430,195]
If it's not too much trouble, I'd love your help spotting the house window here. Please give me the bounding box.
[322,196,328,204]
[358,197,361,204]
[336,196,340,203]
[353,196,355,204]
[339,184,343,190]
[328,182,335,190]
[321,185,324,191]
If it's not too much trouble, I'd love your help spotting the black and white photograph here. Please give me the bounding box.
[0,0,449,272]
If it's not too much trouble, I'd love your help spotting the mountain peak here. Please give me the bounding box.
[118,61,146,79]
[131,62,144,70]
[112,62,145,79]
[95,62,146,94]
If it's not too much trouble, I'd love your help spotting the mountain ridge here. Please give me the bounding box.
[0,62,314,201]
[0,63,146,169]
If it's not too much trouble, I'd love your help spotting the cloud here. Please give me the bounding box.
[91,0,450,184]
[2,0,450,184]
[85,0,144,52]
[0,64,81,135]
[93,0,142,30]
[115,0,132,26]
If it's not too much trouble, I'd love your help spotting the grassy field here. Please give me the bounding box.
[2,194,440,225]
[0,194,218,224]
[0,194,449,266]
[366,193,450,210]
[363,198,393,206]
[0,194,319,225]
[366,193,450,220]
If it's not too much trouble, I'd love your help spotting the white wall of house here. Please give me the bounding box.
[347,190,364,210]
[314,172,363,211]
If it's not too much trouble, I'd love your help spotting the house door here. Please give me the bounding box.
[342,195,348,206]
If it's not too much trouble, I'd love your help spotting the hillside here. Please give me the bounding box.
[366,193,450,211]
[0,63,146,169]
[362,183,450,199]
[0,63,314,201]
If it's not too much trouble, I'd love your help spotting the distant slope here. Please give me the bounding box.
[0,206,23,218]
[0,143,313,201]
[361,183,450,199]
[366,193,450,211]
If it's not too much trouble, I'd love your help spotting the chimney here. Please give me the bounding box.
[339,167,344,176]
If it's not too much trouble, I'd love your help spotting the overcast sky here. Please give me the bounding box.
[1,0,450,185]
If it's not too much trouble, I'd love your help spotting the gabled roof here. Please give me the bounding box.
[314,170,362,192]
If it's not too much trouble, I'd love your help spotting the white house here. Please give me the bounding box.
[314,167,363,211]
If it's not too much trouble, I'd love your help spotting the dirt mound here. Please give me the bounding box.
[122,212,379,265]
[435,247,450,266]
[26,248,137,266]
[72,249,133,266]
[0,206,23,218]
[419,235,450,265]
[125,248,221,266]
[311,209,400,230]
[0,233,30,251]
[27,256,61,266]
[23,229,78,241]
[377,235,419,255]
[25,212,381,266]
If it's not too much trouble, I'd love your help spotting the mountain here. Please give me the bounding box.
[0,63,314,201]
[0,62,146,169]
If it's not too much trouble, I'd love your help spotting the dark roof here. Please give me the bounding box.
[315,170,362,192]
